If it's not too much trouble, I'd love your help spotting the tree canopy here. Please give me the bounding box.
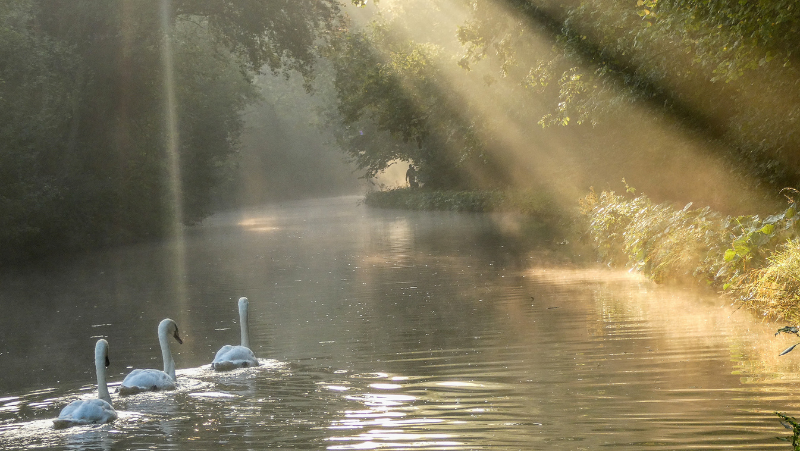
[455,0,800,188]
[326,6,514,189]
[0,0,345,263]
[319,0,800,210]
[4,0,800,263]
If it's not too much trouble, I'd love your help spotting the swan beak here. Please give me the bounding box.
[174,330,183,344]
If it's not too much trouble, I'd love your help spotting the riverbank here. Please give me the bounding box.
[364,187,594,259]
[366,186,800,323]
[579,187,800,323]
[364,188,565,217]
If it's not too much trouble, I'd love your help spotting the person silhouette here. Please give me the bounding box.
[405,164,419,188]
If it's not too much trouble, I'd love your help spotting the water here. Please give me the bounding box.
[1,196,800,449]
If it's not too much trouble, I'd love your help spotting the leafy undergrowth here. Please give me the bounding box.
[580,186,800,321]
[736,240,800,324]
[776,412,800,450]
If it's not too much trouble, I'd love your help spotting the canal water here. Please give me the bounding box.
[1,196,800,449]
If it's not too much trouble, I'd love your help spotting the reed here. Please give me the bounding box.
[580,186,800,320]
[733,240,800,322]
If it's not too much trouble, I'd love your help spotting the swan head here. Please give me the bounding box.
[158,318,183,345]
[238,297,249,311]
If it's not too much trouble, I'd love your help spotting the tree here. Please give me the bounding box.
[0,0,349,263]
[328,14,509,189]
[0,0,82,260]
[456,0,800,192]
[173,0,344,82]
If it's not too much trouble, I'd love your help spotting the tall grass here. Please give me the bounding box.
[580,187,800,320]
[366,185,800,321]
[734,240,800,323]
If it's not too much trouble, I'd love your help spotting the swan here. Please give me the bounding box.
[119,318,183,395]
[53,339,117,428]
[212,297,260,371]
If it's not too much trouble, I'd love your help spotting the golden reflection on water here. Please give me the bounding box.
[326,386,459,450]
[6,195,800,449]
[321,370,528,450]
[525,265,800,415]
[2,269,800,449]
[237,217,281,233]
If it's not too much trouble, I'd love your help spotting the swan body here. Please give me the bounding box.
[211,345,258,371]
[119,318,183,395]
[212,297,259,371]
[53,339,117,428]
[120,368,177,393]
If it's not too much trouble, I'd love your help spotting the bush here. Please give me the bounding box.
[364,188,562,218]
[734,240,800,322]
[580,186,800,319]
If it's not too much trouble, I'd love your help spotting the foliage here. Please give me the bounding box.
[580,184,800,318]
[222,67,363,206]
[581,188,729,283]
[172,19,258,224]
[0,0,346,263]
[456,0,800,191]
[735,240,800,324]
[776,412,800,450]
[366,188,505,212]
[0,0,82,261]
[365,187,561,219]
[326,7,508,190]
[174,0,344,83]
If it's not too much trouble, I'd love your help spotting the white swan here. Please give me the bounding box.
[119,318,183,395]
[53,339,117,428]
[212,297,260,371]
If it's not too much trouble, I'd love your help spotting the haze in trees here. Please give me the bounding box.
[329,0,796,212]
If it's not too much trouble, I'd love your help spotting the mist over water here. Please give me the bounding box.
[1,198,799,449]
[2,0,798,448]
[222,74,366,208]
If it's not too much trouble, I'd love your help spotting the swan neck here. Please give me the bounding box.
[95,341,112,405]
[239,298,250,349]
[159,326,176,380]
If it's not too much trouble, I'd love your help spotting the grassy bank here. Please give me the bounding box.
[364,187,590,256]
[580,187,800,322]
[364,188,563,218]
[366,186,800,322]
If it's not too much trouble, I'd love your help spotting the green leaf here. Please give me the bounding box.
[732,238,750,256]
[775,326,800,336]
[723,248,737,261]
[760,224,775,235]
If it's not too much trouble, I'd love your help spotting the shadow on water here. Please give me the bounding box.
[2,197,800,449]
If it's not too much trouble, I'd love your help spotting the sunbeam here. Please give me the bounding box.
[346,0,779,213]
[159,0,188,307]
